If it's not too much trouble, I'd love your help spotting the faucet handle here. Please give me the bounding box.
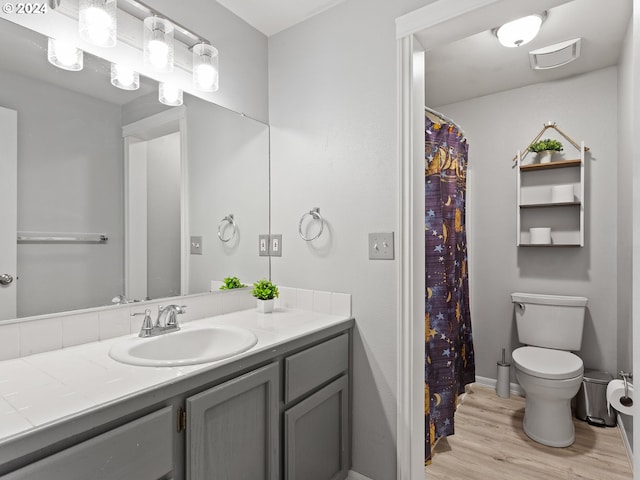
[132,309,154,337]
[166,305,187,327]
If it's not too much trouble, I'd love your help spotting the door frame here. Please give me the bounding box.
[122,106,188,300]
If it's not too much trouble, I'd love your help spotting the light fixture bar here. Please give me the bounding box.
[117,0,209,47]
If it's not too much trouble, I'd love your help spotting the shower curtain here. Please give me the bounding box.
[424,113,475,463]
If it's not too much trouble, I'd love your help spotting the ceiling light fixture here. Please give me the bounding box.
[192,43,219,92]
[47,38,84,71]
[159,82,182,106]
[110,63,140,90]
[143,16,174,72]
[79,0,117,47]
[495,13,546,48]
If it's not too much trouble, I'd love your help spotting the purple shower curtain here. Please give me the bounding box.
[424,114,475,463]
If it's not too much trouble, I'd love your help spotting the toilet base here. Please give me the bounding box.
[522,396,575,447]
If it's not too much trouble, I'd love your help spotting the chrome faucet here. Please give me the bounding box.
[131,304,187,338]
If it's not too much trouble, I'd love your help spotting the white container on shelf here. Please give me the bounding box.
[551,184,574,204]
[529,227,551,245]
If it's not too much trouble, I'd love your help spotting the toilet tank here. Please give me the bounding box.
[511,292,588,351]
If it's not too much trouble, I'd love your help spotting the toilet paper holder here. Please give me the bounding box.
[619,371,633,407]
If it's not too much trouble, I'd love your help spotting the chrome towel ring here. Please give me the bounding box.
[217,214,237,242]
[299,208,324,241]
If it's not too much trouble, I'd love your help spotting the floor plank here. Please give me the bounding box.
[425,384,632,480]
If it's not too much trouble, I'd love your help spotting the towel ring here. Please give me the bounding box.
[217,214,236,243]
[298,208,324,241]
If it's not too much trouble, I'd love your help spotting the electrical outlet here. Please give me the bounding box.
[270,234,282,257]
[190,236,203,255]
[368,232,394,260]
[259,234,269,257]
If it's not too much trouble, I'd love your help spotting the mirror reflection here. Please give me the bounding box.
[0,18,270,319]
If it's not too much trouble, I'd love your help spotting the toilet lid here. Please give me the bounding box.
[513,346,583,380]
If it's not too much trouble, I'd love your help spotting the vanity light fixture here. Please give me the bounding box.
[79,0,117,48]
[47,38,83,71]
[110,63,140,90]
[192,43,219,92]
[143,16,174,72]
[159,82,183,106]
[495,12,546,48]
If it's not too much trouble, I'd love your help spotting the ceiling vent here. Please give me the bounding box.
[529,38,581,70]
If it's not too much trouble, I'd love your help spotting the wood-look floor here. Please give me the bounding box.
[425,384,632,480]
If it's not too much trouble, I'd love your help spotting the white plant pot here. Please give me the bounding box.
[538,150,554,164]
[256,298,274,313]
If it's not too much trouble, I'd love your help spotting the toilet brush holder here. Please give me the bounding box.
[496,348,511,398]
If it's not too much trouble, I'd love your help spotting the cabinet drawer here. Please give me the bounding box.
[285,333,348,403]
[1,407,174,480]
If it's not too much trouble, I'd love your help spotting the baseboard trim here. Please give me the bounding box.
[475,375,525,397]
[347,470,374,480]
[617,414,633,471]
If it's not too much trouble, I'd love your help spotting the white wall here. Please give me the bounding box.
[437,67,619,379]
[147,132,182,299]
[0,70,124,317]
[145,0,269,123]
[617,17,634,448]
[268,0,430,477]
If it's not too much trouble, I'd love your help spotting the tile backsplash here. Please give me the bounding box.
[0,287,352,361]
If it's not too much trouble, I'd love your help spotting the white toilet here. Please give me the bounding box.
[511,292,588,447]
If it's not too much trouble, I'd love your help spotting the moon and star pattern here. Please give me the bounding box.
[424,115,476,464]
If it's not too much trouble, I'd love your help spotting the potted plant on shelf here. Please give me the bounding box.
[219,276,246,290]
[528,138,563,164]
[251,279,279,313]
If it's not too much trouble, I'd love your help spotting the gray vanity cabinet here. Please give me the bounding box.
[283,333,350,480]
[186,362,280,480]
[0,407,174,480]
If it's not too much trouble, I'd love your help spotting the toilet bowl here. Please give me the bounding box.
[513,346,584,447]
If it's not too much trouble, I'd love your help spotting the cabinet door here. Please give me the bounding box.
[186,363,279,480]
[285,375,349,480]
[1,407,174,480]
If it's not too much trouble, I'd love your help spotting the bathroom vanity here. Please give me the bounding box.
[0,309,353,480]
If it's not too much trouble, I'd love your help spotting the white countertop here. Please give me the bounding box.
[0,308,351,444]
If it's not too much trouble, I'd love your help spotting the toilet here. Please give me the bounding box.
[511,292,588,447]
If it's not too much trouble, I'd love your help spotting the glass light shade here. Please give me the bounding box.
[192,43,219,92]
[144,17,174,72]
[79,0,117,47]
[47,38,83,71]
[496,15,543,48]
[159,83,183,106]
[110,63,139,90]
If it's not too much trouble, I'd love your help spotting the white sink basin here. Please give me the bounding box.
[109,325,258,367]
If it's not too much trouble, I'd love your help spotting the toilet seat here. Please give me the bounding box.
[513,346,583,380]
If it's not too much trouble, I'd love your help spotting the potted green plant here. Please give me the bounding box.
[219,276,246,290]
[528,138,563,164]
[251,279,279,313]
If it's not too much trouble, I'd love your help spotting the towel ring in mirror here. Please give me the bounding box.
[217,214,237,243]
[298,208,324,241]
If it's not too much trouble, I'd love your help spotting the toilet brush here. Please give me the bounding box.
[496,348,511,398]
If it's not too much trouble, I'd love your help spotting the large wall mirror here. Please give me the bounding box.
[0,17,270,320]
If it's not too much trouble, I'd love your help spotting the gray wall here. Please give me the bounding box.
[147,132,181,299]
[268,0,430,478]
[437,67,619,379]
[0,70,125,317]
[617,17,634,448]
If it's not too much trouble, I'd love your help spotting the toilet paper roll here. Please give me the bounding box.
[607,379,634,416]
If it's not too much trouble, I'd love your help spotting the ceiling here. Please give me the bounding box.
[423,0,632,107]
[216,0,347,36]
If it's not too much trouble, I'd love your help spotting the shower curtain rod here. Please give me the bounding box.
[512,121,590,162]
[424,106,467,140]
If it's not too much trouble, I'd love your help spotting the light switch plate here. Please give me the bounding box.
[369,232,394,260]
[190,236,203,255]
[259,234,269,257]
[270,234,282,257]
